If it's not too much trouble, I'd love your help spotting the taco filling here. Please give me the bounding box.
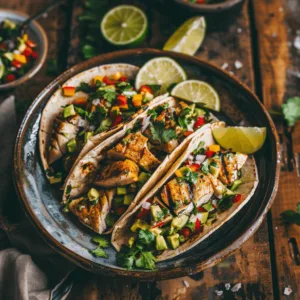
[64,99,212,234]
[47,75,155,182]
[114,138,250,269]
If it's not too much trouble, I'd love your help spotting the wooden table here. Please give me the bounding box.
[1,0,299,298]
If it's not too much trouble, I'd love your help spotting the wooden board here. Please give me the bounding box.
[253,0,300,298]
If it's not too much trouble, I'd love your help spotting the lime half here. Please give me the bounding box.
[135,57,187,93]
[163,17,206,56]
[100,5,148,47]
[171,80,220,111]
[0,58,5,80]
[212,127,267,154]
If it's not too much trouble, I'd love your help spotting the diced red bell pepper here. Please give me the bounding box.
[0,43,7,50]
[119,76,127,82]
[189,163,200,172]
[26,40,37,48]
[136,207,149,219]
[233,194,242,203]
[197,206,207,212]
[4,74,16,83]
[73,97,87,106]
[194,218,201,233]
[116,206,127,215]
[152,221,165,228]
[23,47,33,57]
[183,130,194,137]
[181,228,191,238]
[117,94,128,106]
[205,150,215,158]
[103,76,116,85]
[140,85,153,94]
[194,117,205,129]
[31,51,38,59]
[12,60,22,69]
[185,160,191,165]
[112,115,122,127]
[196,0,205,3]
[63,86,76,97]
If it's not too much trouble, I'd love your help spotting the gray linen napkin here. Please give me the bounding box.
[0,96,75,300]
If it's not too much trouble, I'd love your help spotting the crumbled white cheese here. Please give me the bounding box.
[221,62,229,70]
[284,287,292,296]
[231,283,242,292]
[225,283,231,290]
[182,280,190,288]
[215,290,223,296]
[234,61,243,70]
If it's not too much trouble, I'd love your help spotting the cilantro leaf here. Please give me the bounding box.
[76,82,95,93]
[96,118,112,133]
[281,209,300,225]
[201,160,210,175]
[217,196,233,211]
[135,251,156,270]
[178,107,193,130]
[92,236,109,248]
[281,97,300,126]
[193,141,205,155]
[149,122,177,144]
[90,246,108,258]
[178,169,198,185]
[137,230,156,245]
[102,89,117,103]
[147,109,158,120]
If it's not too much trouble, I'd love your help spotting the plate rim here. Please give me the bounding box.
[13,48,280,280]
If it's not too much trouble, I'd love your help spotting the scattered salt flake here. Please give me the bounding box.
[278,7,284,12]
[234,61,243,70]
[284,287,292,296]
[294,36,300,50]
[225,283,231,290]
[221,62,229,70]
[182,280,190,288]
[215,290,223,296]
[231,283,242,292]
[237,28,242,33]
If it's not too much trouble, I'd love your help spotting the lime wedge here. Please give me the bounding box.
[100,5,148,47]
[135,57,187,93]
[0,58,5,80]
[171,80,220,111]
[163,16,206,56]
[212,127,267,154]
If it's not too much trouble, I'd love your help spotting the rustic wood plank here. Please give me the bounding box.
[66,1,274,299]
[253,0,300,298]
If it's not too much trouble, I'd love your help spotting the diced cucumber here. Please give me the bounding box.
[138,172,151,185]
[156,235,168,250]
[117,187,127,195]
[67,139,77,153]
[230,179,242,191]
[203,201,214,212]
[150,205,164,222]
[196,212,209,224]
[63,104,76,118]
[167,233,180,249]
[124,194,134,205]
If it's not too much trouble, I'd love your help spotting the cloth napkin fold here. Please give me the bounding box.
[0,96,75,300]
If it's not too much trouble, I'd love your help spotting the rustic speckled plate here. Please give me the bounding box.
[14,49,280,280]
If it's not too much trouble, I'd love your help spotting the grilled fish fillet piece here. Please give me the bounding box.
[56,133,69,154]
[166,178,192,215]
[139,147,161,171]
[192,174,214,207]
[223,153,247,185]
[48,138,62,164]
[56,121,78,138]
[69,192,109,233]
[160,186,170,207]
[210,155,229,185]
[207,173,227,199]
[150,197,173,226]
[95,159,139,187]
[236,153,248,170]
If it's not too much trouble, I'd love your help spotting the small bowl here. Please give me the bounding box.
[0,9,48,91]
[173,0,245,13]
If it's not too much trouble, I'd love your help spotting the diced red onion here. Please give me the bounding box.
[188,154,194,161]
[195,154,206,162]
[142,202,151,210]
[92,99,100,106]
[212,199,218,206]
[78,118,87,128]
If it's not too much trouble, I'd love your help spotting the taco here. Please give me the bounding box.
[62,96,216,235]
[111,122,258,264]
[39,63,165,184]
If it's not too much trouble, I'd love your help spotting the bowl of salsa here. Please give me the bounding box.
[0,9,48,91]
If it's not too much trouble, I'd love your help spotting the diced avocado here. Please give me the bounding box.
[156,235,168,251]
[3,52,14,61]
[194,108,206,117]
[150,227,162,236]
[203,201,215,212]
[209,163,220,178]
[175,166,190,177]
[63,104,77,118]
[88,188,99,202]
[167,233,180,249]
[171,215,189,230]
[151,205,164,222]
[197,212,209,224]
[224,188,235,197]
[130,219,150,232]
[67,139,77,153]
[128,237,135,248]
[138,172,151,185]
[124,194,134,205]
[117,187,127,195]
[230,179,243,191]
[3,19,16,29]
[84,131,93,143]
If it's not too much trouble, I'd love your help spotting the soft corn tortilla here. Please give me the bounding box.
[111,125,259,261]
[62,97,213,233]
[39,63,146,178]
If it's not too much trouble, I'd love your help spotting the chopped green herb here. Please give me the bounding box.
[90,247,108,258]
[95,118,112,133]
[89,235,109,258]
[137,229,156,245]
[281,97,300,126]
[201,160,210,175]
[76,82,95,93]
[149,122,177,144]
[147,109,158,120]
[281,203,300,225]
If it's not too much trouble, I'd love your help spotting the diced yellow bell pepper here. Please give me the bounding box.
[93,76,103,85]
[132,94,143,107]
[175,169,184,177]
[63,86,76,97]
[22,33,28,42]
[209,144,221,152]
[119,104,128,110]
[113,72,122,81]
[14,54,27,64]
[111,106,120,116]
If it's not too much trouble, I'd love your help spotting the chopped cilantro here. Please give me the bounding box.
[201,160,210,175]
[281,203,300,225]
[177,169,198,185]
[281,97,300,126]
[90,247,108,258]
[76,82,95,93]
[137,230,156,245]
[147,109,158,120]
[89,235,109,258]
[149,122,177,144]
[95,118,112,133]
[102,89,116,103]
[135,251,156,270]
[217,196,233,211]
[193,141,205,155]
